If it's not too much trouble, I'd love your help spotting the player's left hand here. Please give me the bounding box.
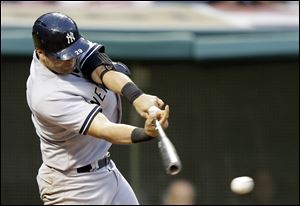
[133,94,165,119]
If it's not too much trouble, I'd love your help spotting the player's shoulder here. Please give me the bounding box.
[28,72,75,108]
[29,78,59,107]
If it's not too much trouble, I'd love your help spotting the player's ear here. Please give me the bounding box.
[36,48,46,58]
[36,48,43,55]
[36,48,48,59]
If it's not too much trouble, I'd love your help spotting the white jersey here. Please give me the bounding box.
[26,43,122,171]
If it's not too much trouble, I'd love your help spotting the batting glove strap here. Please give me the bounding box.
[121,82,143,104]
[131,128,153,143]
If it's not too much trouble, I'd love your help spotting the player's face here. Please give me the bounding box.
[37,49,76,74]
[46,55,76,74]
[43,54,76,74]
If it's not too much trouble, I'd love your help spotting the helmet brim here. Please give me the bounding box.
[48,37,90,60]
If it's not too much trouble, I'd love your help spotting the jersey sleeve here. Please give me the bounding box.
[34,91,102,135]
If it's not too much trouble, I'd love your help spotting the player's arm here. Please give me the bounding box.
[80,50,165,118]
[93,66,165,118]
[86,105,169,144]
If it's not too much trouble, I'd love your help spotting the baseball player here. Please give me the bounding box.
[26,12,169,205]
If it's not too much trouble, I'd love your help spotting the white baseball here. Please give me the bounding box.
[230,176,254,195]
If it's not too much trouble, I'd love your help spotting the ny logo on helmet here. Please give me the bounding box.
[66,32,75,44]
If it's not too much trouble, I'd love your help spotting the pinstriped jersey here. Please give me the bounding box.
[26,43,122,171]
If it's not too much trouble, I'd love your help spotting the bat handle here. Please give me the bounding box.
[154,119,167,138]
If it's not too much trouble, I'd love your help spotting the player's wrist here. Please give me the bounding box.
[131,128,153,143]
[121,82,144,104]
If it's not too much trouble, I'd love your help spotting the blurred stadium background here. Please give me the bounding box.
[1,1,299,205]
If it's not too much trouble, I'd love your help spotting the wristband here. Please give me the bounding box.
[131,128,153,143]
[121,82,143,104]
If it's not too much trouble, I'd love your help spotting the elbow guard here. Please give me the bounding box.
[80,48,114,82]
[112,62,131,78]
[80,51,131,85]
[99,61,132,87]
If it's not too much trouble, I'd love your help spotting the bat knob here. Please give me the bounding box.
[148,106,161,117]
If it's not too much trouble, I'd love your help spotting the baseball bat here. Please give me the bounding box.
[148,106,182,175]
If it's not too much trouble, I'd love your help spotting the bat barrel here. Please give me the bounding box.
[165,157,182,175]
[158,132,182,175]
[168,164,181,175]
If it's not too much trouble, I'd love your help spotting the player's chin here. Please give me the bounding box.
[61,61,76,73]
[61,66,76,74]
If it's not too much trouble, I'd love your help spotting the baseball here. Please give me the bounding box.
[230,176,254,195]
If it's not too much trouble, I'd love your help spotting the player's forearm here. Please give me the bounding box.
[87,115,134,144]
[91,67,132,95]
[90,66,162,120]
[90,121,154,145]
[87,113,156,144]
[99,123,137,144]
[104,71,134,95]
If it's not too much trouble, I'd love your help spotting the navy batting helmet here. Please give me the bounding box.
[32,12,89,60]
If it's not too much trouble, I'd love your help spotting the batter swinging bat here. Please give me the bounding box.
[148,106,182,175]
